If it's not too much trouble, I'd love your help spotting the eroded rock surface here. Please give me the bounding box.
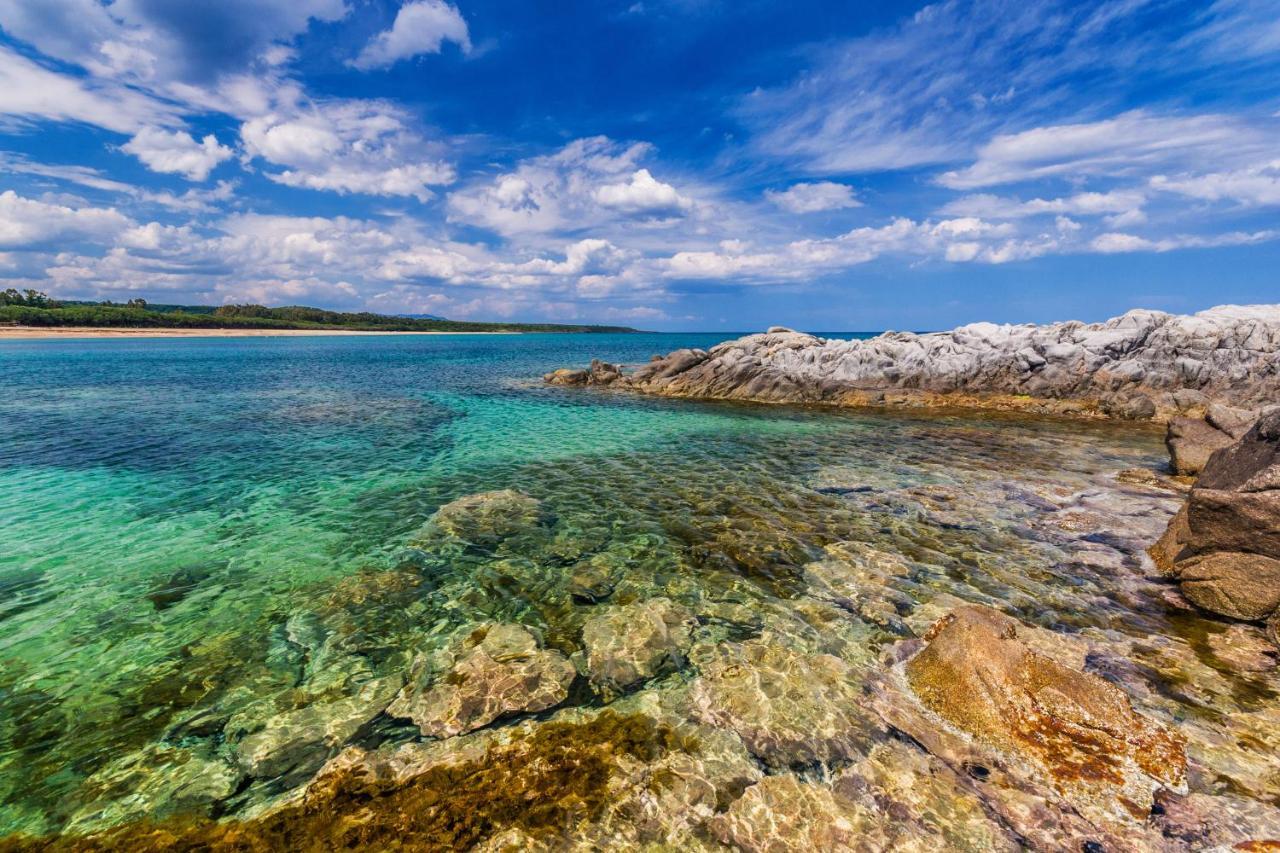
[902,606,1186,827]
[547,305,1280,420]
[387,623,575,738]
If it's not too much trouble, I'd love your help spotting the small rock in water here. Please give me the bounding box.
[567,560,616,603]
[387,622,575,738]
[145,563,220,611]
[581,597,695,695]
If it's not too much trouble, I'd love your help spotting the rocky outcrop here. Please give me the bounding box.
[871,606,1186,848]
[1165,402,1259,476]
[902,606,1186,826]
[546,305,1280,420]
[1151,409,1280,630]
[387,623,575,738]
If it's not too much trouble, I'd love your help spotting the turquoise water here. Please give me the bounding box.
[0,332,1216,842]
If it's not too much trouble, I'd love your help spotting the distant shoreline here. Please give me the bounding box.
[0,326,522,340]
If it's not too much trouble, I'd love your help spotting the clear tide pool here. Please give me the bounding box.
[0,332,1271,847]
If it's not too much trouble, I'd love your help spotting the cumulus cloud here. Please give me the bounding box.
[593,169,692,217]
[765,181,861,213]
[448,137,697,237]
[122,127,234,181]
[351,0,471,70]
[0,191,131,249]
[239,101,454,200]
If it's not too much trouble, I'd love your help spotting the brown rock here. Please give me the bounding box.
[904,606,1186,825]
[417,490,546,546]
[1148,503,1192,574]
[1166,416,1235,476]
[543,368,589,385]
[1176,552,1280,621]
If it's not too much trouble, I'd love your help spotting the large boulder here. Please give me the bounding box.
[903,606,1186,826]
[387,623,575,738]
[1165,416,1236,476]
[1176,552,1280,621]
[1151,408,1280,626]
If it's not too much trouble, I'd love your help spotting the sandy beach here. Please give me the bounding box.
[0,327,520,340]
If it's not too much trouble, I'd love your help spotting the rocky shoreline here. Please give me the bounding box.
[546,304,1280,422]
[7,313,1280,850]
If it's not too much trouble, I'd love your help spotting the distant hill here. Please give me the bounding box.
[0,294,638,334]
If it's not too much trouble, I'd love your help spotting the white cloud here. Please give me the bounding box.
[738,0,1280,177]
[0,154,134,193]
[1090,229,1278,254]
[0,191,131,249]
[122,127,234,181]
[765,181,861,214]
[938,111,1264,189]
[593,169,692,217]
[448,137,698,237]
[939,189,1146,219]
[240,100,454,200]
[0,45,176,133]
[351,0,471,70]
[0,0,349,86]
[1150,160,1280,207]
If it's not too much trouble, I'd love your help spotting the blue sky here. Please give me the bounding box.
[0,0,1277,331]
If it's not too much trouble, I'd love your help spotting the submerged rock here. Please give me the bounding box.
[387,623,575,738]
[235,674,403,783]
[65,745,242,832]
[903,606,1186,826]
[416,490,546,547]
[581,597,695,695]
[708,775,863,852]
[690,638,871,768]
[546,305,1280,419]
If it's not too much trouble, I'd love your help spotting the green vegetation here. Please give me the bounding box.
[0,292,638,333]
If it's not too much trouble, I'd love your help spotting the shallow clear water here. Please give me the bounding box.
[0,333,1270,845]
